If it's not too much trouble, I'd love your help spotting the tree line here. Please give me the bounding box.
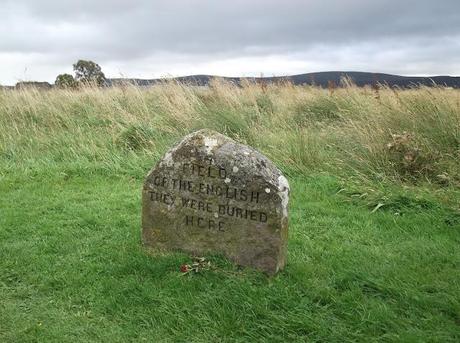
[55,60,106,88]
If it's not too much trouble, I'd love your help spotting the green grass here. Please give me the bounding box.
[1,83,459,341]
[1,163,459,342]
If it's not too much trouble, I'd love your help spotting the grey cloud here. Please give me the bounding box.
[0,0,459,84]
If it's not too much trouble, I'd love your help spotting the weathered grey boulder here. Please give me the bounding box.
[142,129,289,274]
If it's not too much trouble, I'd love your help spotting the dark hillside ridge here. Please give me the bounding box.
[108,71,460,88]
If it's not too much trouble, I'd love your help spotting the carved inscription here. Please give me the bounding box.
[147,158,268,232]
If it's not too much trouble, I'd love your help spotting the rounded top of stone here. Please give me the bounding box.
[152,129,289,194]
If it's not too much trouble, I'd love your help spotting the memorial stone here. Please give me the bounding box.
[142,129,289,274]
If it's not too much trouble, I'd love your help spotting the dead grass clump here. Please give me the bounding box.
[386,132,437,180]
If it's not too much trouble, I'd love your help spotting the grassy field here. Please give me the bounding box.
[1,81,459,342]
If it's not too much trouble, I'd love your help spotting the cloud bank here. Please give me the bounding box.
[1,0,459,85]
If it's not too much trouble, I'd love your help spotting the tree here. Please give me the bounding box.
[55,73,76,88]
[73,60,106,86]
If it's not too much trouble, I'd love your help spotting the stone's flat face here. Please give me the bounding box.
[142,129,289,274]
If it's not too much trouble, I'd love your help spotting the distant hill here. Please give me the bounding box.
[108,71,460,88]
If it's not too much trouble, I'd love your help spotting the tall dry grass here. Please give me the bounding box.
[0,80,459,185]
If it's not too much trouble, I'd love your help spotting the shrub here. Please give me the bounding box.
[385,132,436,180]
[116,124,157,151]
[55,74,77,89]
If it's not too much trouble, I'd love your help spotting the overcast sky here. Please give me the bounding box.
[1,0,459,85]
